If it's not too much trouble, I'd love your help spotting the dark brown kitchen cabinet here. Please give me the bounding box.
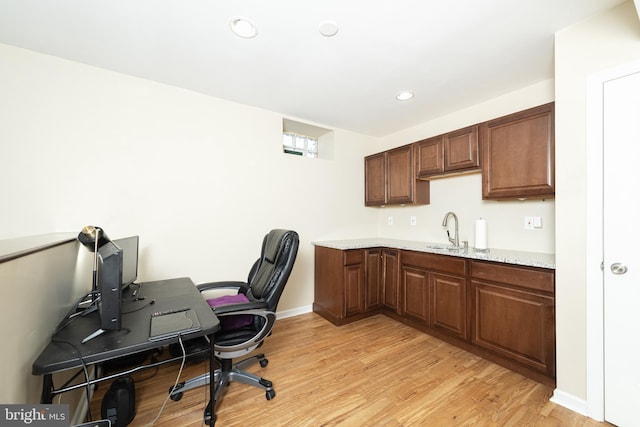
[314,245,555,385]
[364,153,386,205]
[470,260,555,380]
[414,135,444,176]
[314,246,363,325]
[400,251,468,339]
[381,249,400,313]
[431,273,467,340]
[365,249,382,311]
[365,145,430,206]
[314,246,381,325]
[415,126,480,178]
[344,260,365,317]
[481,103,555,200]
[401,265,430,323]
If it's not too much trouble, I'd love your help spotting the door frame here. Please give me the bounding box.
[585,59,640,421]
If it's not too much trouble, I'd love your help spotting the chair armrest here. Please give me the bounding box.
[210,301,268,316]
[196,281,249,293]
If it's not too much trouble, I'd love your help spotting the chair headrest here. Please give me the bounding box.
[263,230,286,264]
[247,229,299,307]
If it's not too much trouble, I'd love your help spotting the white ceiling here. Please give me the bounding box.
[0,0,626,137]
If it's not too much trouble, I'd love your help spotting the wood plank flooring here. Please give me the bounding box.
[89,313,609,426]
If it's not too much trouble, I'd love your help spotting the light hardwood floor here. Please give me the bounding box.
[89,313,609,426]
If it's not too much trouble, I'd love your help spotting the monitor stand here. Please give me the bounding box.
[82,328,107,344]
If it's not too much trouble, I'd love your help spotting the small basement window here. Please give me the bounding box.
[283,133,317,158]
[282,118,333,160]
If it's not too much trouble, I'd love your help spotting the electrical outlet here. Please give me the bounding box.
[524,216,534,230]
[410,216,417,226]
[525,216,542,230]
[387,216,393,225]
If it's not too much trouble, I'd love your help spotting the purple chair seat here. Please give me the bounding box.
[207,293,253,330]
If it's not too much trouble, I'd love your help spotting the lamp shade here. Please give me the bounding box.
[78,225,111,252]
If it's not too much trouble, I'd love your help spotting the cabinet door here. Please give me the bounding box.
[382,249,400,313]
[365,249,381,311]
[431,273,467,339]
[401,266,430,323]
[481,103,555,200]
[415,135,444,177]
[364,153,386,206]
[445,125,479,172]
[386,145,415,204]
[344,263,365,316]
[471,280,555,376]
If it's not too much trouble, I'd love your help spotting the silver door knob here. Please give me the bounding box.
[610,263,628,275]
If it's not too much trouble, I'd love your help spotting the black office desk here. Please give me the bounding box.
[33,277,220,425]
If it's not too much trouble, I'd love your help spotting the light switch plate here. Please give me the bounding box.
[533,216,542,228]
[410,216,416,226]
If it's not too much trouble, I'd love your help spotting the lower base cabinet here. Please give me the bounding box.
[470,260,555,380]
[431,273,467,340]
[314,246,382,325]
[313,245,556,385]
[400,251,467,340]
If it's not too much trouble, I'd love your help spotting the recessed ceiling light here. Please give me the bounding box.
[229,17,258,39]
[396,91,414,101]
[319,20,339,37]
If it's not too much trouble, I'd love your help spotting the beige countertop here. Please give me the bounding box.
[312,238,555,269]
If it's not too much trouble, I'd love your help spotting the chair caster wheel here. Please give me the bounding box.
[169,382,185,401]
[260,358,269,368]
[266,389,276,400]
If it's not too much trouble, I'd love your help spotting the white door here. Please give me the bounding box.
[603,70,640,426]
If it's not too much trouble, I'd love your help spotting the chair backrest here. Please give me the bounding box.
[244,229,299,312]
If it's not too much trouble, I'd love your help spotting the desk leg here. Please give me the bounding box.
[204,333,216,425]
[40,374,54,404]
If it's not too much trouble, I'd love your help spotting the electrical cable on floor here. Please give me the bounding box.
[145,334,187,426]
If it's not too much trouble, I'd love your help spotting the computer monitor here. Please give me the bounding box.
[96,236,139,332]
[97,241,123,331]
[113,235,139,289]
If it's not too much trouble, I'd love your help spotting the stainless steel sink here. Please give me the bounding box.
[426,244,460,251]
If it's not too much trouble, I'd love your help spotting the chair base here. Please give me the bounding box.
[169,353,275,406]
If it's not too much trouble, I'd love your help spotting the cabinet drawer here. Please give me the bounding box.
[343,250,364,266]
[470,261,554,294]
[402,251,466,276]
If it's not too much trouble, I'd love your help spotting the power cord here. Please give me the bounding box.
[145,334,187,426]
[52,337,93,422]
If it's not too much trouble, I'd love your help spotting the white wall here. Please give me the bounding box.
[0,43,379,313]
[377,80,556,254]
[554,0,640,407]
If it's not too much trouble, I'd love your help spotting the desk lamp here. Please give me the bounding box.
[78,225,111,295]
[78,225,117,343]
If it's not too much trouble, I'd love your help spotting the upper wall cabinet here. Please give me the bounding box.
[365,144,430,206]
[415,125,480,179]
[481,103,555,200]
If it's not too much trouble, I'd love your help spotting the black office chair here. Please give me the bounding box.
[169,229,299,407]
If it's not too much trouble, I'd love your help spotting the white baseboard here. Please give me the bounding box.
[550,389,588,417]
[277,305,312,319]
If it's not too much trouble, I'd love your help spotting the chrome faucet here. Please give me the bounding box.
[442,211,459,248]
